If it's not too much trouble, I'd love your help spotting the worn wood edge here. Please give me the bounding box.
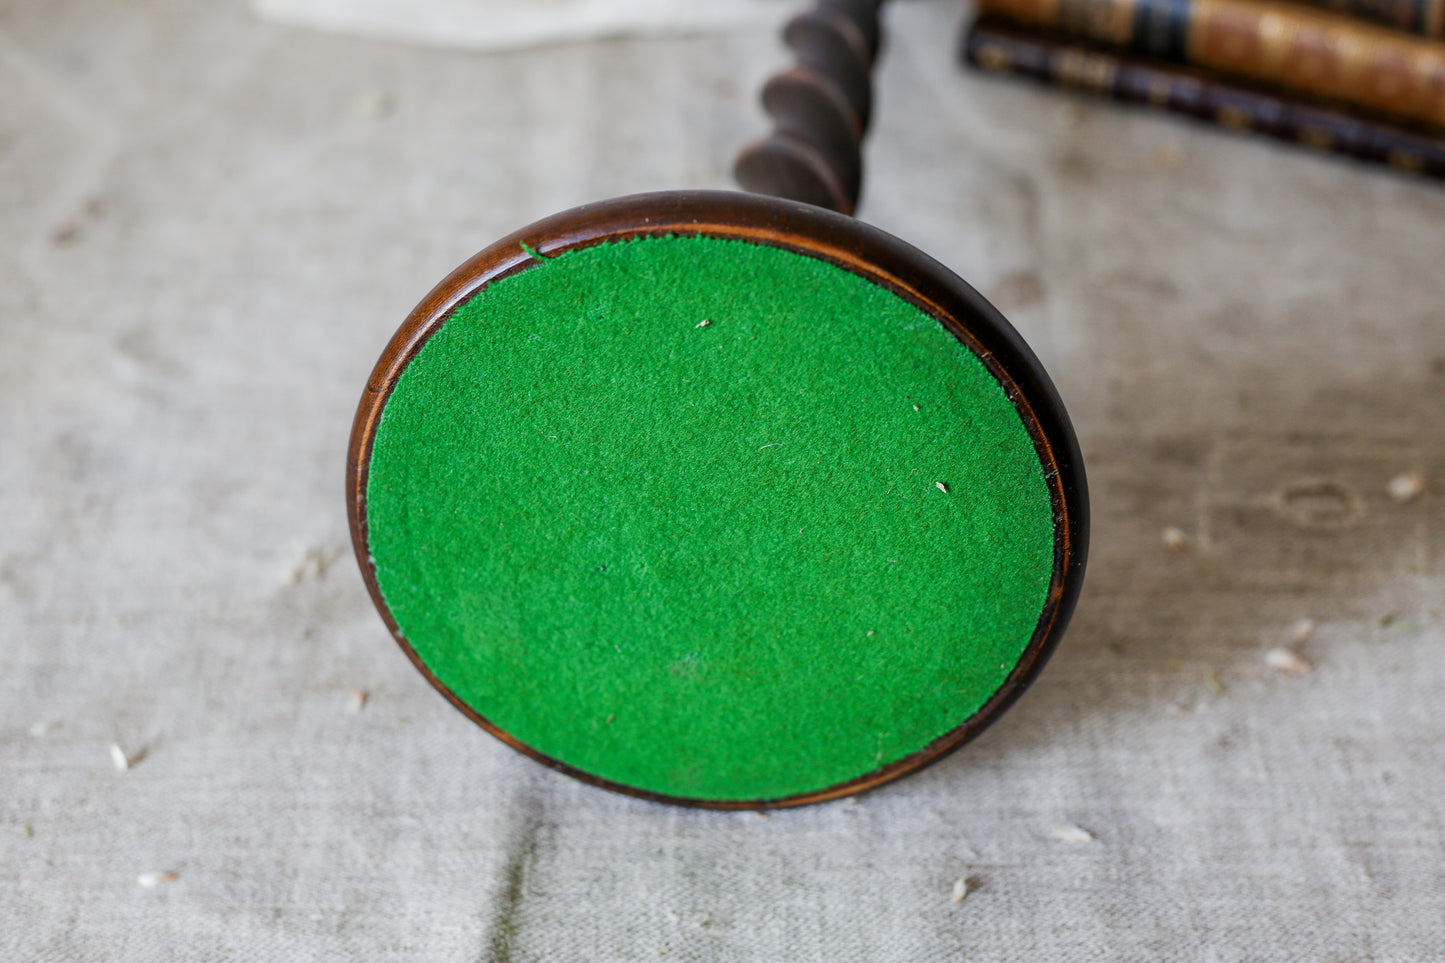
[346,189,1089,810]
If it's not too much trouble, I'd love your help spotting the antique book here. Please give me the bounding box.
[973,0,1445,129]
[1302,0,1445,38]
[964,16,1445,178]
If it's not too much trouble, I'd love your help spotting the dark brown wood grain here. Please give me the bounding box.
[734,1,885,214]
[346,190,1089,809]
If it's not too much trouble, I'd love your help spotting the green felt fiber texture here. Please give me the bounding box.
[365,235,1054,802]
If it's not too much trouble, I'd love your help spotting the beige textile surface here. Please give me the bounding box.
[3,1,1444,959]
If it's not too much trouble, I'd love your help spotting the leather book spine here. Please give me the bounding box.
[974,0,1445,128]
[964,16,1445,177]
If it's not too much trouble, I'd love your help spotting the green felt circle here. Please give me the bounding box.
[366,235,1054,802]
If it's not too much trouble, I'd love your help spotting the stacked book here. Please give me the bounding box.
[962,0,1445,177]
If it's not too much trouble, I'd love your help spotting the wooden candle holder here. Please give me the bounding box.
[347,0,1088,808]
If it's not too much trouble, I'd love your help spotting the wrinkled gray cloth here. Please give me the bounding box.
[3,1,1443,960]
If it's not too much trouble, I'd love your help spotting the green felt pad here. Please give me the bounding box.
[366,235,1054,801]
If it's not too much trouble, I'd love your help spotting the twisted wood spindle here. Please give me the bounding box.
[734,0,885,215]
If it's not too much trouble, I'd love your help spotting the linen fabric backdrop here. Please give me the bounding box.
[2,0,1443,959]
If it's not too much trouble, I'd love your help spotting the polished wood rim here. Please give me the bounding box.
[346,189,1089,809]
